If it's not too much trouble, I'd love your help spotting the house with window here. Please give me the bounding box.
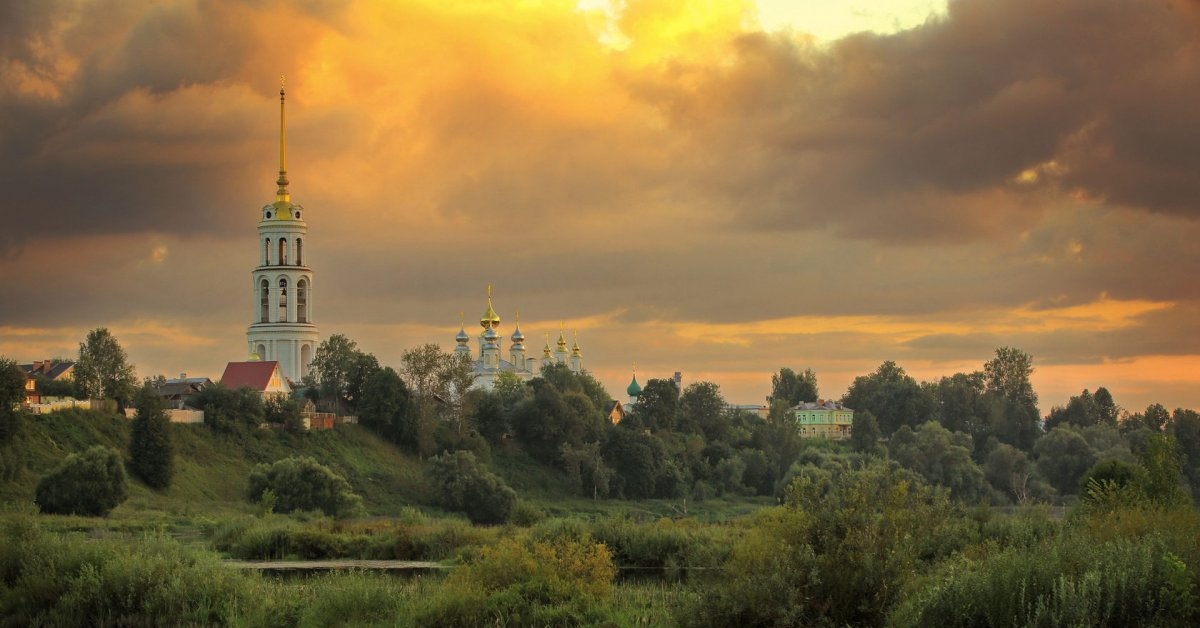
[18,359,75,407]
[219,360,291,399]
[791,400,855,439]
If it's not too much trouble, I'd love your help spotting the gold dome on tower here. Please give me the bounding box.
[480,284,501,329]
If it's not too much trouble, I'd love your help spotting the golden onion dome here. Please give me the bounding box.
[480,284,501,329]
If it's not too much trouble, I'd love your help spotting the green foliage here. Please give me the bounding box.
[35,445,128,516]
[850,409,883,454]
[310,333,380,415]
[358,366,416,447]
[0,513,258,626]
[890,421,986,502]
[33,375,78,399]
[73,328,137,407]
[128,384,173,489]
[983,347,1040,449]
[192,383,265,432]
[1046,387,1120,431]
[930,371,988,446]
[679,381,728,440]
[841,360,935,436]
[560,441,613,499]
[769,367,818,406]
[264,396,305,433]
[685,464,960,627]
[1139,434,1191,508]
[983,441,1043,503]
[0,359,24,471]
[512,378,605,465]
[1035,425,1098,495]
[631,378,681,431]
[1169,408,1200,498]
[890,534,1199,628]
[427,450,516,524]
[246,455,364,518]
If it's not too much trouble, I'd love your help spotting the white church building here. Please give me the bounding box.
[245,81,319,384]
[455,286,583,390]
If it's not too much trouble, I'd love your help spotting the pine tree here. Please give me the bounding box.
[129,384,173,489]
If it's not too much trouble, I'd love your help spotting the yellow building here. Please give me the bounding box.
[792,400,855,439]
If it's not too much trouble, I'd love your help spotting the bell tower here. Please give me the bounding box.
[246,77,320,383]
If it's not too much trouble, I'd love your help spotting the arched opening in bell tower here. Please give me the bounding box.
[263,239,271,266]
[297,279,308,323]
[279,238,288,265]
[259,278,269,322]
[278,278,288,322]
[296,238,303,265]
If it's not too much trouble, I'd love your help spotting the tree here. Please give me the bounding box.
[983,442,1037,503]
[1033,426,1097,495]
[680,381,727,441]
[560,441,613,499]
[752,399,804,493]
[309,334,379,415]
[246,456,363,517]
[632,378,680,431]
[889,422,986,502]
[0,358,24,444]
[358,367,417,448]
[841,361,934,436]
[401,344,477,434]
[769,367,819,405]
[1127,403,1171,433]
[1168,408,1200,497]
[849,410,883,455]
[984,347,1037,407]
[74,328,137,410]
[510,380,603,465]
[1138,434,1190,508]
[128,384,173,489]
[601,425,664,499]
[931,372,987,442]
[192,384,265,432]
[35,446,129,516]
[264,396,305,433]
[426,450,516,524]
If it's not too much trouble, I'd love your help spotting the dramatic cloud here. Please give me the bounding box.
[1,0,1198,410]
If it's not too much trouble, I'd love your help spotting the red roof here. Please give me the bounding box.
[220,361,282,391]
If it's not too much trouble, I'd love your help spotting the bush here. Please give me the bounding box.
[0,512,258,626]
[35,446,128,516]
[246,456,363,518]
[890,533,1199,628]
[427,450,516,524]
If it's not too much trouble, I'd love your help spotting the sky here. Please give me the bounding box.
[1,0,1199,415]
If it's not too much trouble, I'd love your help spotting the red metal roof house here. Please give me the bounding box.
[219,360,291,398]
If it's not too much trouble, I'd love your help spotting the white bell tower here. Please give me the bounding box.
[246,77,319,384]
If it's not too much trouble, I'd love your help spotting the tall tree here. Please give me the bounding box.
[309,334,379,415]
[1167,408,1200,499]
[983,347,1039,420]
[889,422,985,502]
[932,372,987,443]
[128,384,173,489]
[631,378,680,431]
[1034,426,1097,495]
[680,381,727,441]
[769,367,819,406]
[849,410,883,455]
[0,358,24,444]
[74,328,137,411]
[841,361,934,436]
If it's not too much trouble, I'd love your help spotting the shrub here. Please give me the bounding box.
[246,456,363,518]
[682,463,959,628]
[35,446,128,516]
[427,450,516,524]
[890,533,1199,628]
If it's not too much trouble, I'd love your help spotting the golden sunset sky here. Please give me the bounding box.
[2,0,1199,414]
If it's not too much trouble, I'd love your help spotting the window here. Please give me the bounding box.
[297,278,308,323]
[296,238,303,265]
[259,279,269,322]
[264,239,271,265]
[279,239,287,265]
[256,344,266,360]
[278,278,288,322]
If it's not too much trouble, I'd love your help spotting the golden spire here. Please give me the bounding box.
[275,75,290,203]
[543,331,552,358]
[480,284,500,329]
[571,329,581,356]
[557,321,568,350]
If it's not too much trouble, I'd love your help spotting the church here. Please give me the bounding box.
[454,286,583,390]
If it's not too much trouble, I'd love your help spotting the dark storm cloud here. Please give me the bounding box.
[629,0,1200,240]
